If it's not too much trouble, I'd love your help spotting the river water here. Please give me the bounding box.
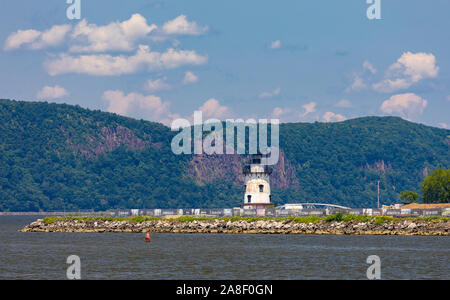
[0,216,448,279]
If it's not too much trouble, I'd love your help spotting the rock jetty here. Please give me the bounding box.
[20,218,449,236]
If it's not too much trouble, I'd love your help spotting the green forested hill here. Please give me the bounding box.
[0,99,448,211]
[277,118,449,207]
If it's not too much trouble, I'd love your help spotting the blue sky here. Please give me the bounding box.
[1,0,449,128]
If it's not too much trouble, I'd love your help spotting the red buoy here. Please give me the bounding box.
[145,232,151,243]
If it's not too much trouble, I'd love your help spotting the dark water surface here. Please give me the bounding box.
[0,216,448,279]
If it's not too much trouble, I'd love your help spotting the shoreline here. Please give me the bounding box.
[20,216,450,236]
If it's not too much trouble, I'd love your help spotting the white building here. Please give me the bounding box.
[242,153,273,209]
[277,204,304,210]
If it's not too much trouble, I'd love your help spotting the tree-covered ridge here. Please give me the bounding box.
[0,99,448,211]
[0,99,230,211]
[276,118,449,207]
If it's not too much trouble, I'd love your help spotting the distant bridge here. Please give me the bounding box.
[276,203,352,210]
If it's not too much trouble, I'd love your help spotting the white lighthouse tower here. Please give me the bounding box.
[242,153,273,209]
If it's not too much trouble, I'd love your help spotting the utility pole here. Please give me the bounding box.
[377,180,380,209]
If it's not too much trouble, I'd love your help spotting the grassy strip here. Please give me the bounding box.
[42,215,160,224]
[42,213,448,225]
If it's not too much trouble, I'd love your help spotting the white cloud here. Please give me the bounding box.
[301,102,316,117]
[259,87,281,99]
[102,90,171,122]
[438,123,448,129]
[380,93,428,117]
[363,60,377,74]
[33,25,72,50]
[269,40,281,49]
[373,52,439,93]
[4,29,40,50]
[182,71,198,85]
[198,98,229,119]
[144,77,171,92]
[346,74,367,92]
[36,85,69,100]
[45,45,208,76]
[271,107,291,118]
[4,25,71,51]
[70,14,157,53]
[4,14,209,53]
[345,61,376,93]
[162,15,208,35]
[335,99,352,108]
[322,112,346,122]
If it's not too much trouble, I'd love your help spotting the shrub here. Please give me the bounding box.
[325,212,344,222]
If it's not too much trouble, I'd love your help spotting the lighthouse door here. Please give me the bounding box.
[247,195,252,203]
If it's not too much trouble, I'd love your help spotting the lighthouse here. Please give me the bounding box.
[242,153,273,209]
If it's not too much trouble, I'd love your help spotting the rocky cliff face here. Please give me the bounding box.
[62,122,299,188]
[187,149,299,188]
[63,126,151,158]
[363,160,392,173]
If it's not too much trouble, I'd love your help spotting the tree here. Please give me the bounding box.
[420,169,450,203]
[399,190,419,203]
[1,99,449,211]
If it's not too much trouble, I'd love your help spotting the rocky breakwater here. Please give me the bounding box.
[20,218,449,236]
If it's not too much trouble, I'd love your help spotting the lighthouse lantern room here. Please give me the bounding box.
[242,153,273,209]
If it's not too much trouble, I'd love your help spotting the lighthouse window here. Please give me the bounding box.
[247,195,252,203]
[259,185,264,192]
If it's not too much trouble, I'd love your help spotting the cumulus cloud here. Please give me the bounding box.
[182,71,198,85]
[438,123,448,129]
[301,102,316,117]
[335,99,352,108]
[363,60,377,74]
[322,111,346,122]
[34,25,72,50]
[346,74,367,92]
[70,14,157,52]
[271,107,291,118]
[4,14,209,53]
[144,77,171,92]
[4,25,71,51]
[269,103,322,122]
[36,85,69,100]
[102,90,172,123]
[373,52,439,93]
[259,87,281,99]
[269,40,281,49]
[162,15,208,35]
[198,98,230,119]
[44,45,208,76]
[4,29,40,50]
[345,61,378,93]
[380,93,428,117]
